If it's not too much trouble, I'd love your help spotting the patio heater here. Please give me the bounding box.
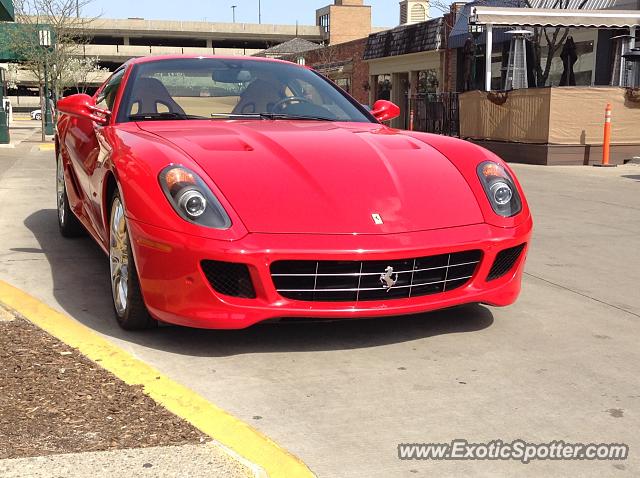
[505,30,531,90]
[611,35,634,87]
[623,48,640,88]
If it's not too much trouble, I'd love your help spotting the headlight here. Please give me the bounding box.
[477,161,522,217]
[159,165,231,229]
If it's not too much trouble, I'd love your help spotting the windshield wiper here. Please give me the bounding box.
[210,112,335,121]
[129,112,205,121]
[258,112,335,121]
[210,113,262,119]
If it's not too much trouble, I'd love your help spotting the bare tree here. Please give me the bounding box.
[9,0,98,137]
[62,56,109,94]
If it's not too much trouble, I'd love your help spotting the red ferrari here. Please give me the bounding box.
[56,56,532,330]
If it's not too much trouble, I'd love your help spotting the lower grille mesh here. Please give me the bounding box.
[271,250,482,302]
[487,244,526,281]
[201,261,256,298]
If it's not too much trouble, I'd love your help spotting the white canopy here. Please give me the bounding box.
[470,6,640,28]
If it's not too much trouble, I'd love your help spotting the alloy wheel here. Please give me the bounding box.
[56,156,66,226]
[109,197,129,317]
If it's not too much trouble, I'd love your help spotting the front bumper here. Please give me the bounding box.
[128,216,533,329]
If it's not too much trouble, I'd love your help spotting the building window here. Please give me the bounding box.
[417,70,439,93]
[376,74,392,101]
[542,34,595,87]
[410,4,426,23]
[297,57,306,66]
[318,14,330,34]
[335,77,351,93]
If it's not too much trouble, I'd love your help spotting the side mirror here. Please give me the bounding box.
[57,94,110,125]
[371,100,400,123]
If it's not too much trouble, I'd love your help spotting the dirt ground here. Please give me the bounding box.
[0,309,207,459]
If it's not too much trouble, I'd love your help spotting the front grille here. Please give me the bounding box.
[271,250,482,302]
[201,260,256,299]
[487,244,526,281]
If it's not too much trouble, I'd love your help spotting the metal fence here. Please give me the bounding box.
[408,92,460,137]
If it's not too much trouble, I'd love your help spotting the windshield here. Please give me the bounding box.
[118,58,373,123]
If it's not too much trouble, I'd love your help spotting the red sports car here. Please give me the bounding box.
[56,56,532,330]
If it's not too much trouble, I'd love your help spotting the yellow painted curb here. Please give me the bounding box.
[0,280,315,478]
[38,143,55,151]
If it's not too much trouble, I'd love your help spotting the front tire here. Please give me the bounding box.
[109,191,157,330]
[56,153,84,238]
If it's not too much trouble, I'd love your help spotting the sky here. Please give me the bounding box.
[81,0,450,28]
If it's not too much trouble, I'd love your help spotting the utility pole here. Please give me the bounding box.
[76,0,79,18]
[231,5,236,23]
[38,28,54,139]
[258,0,261,24]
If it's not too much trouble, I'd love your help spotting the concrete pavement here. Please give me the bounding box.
[0,127,638,477]
[0,444,252,478]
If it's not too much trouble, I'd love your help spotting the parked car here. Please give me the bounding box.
[56,56,532,330]
[30,109,42,121]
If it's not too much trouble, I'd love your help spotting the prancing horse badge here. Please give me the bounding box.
[372,214,383,225]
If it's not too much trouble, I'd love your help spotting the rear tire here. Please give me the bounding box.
[35,113,42,121]
[109,190,157,330]
[56,153,85,238]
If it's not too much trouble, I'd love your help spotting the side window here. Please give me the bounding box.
[96,69,125,111]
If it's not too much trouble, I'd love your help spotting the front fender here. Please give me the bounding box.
[107,125,249,242]
[401,131,532,229]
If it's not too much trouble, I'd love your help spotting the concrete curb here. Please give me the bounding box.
[0,280,315,478]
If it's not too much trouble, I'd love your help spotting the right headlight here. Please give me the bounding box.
[477,161,522,217]
[159,165,231,229]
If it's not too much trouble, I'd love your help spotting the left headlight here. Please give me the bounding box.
[477,161,522,217]
[159,165,231,229]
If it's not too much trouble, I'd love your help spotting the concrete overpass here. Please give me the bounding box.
[73,17,324,68]
[84,17,324,45]
[7,16,324,96]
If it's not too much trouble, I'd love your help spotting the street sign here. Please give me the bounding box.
[0,23,55,61]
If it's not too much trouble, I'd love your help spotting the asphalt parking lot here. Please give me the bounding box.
[0,127,639,477]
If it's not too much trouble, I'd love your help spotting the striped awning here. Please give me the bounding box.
[470,6,640,28]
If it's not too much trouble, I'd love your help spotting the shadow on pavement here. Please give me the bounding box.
[621,175,640,182]
[24,209,494,358]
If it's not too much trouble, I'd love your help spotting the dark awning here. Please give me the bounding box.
[0,0,14,21]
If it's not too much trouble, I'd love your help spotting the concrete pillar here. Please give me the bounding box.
[123,36,130,46]
[206,39,213,49]
[485,23,493,91]
[631,26,637,49]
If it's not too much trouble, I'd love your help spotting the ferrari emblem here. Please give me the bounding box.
[372,213,384,225]
[380,266,399,291]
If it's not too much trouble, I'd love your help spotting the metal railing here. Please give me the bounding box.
[408,92,460,137]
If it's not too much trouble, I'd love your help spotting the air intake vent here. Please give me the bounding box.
[271,250,482,302]
[487,244,526,281]
[201,261,256,299]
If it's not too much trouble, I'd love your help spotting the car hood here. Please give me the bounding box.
[137,121,484,234]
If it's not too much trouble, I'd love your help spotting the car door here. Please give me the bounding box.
[64,68,125,241]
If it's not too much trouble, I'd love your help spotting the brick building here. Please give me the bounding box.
[316,0,372,45]
[292,37,371,105]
